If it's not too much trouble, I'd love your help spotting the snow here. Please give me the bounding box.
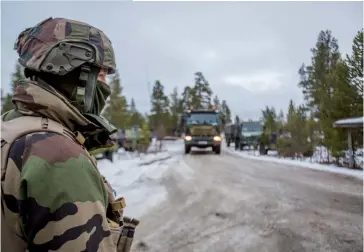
[240,145,363,169]
[97,137,363,219]
[97,140,190,218]
[225,144,363,180]
[333,116,363,126]
[146,137,184,154]
[97,153,169,217]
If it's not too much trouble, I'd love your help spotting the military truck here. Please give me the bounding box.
[238,121,279,155]
[182,107,222,154]
[239,121,263,150]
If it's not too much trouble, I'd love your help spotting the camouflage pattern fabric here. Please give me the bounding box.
[1,81,129,252]
[12,80,96,131]
[15,17,116,74]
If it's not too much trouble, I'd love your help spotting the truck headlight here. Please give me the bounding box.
[185,136,192,141]
[213,136,222,141]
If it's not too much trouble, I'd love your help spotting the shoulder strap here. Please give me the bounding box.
[1,116,74,171]
[1,115,131,228]
[1,115,85,244]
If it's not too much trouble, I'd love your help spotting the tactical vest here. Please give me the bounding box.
[1,114,139,252]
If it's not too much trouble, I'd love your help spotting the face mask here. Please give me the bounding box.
[89,81,111,115]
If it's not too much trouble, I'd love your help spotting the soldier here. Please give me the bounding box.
[1,17,137,252]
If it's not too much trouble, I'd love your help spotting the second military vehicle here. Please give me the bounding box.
[239,121,263,150]
[182,107,222,154]
[238,121,279,154]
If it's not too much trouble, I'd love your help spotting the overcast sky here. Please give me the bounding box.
[1,1,363,120]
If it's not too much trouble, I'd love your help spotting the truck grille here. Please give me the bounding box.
[192,129,214,136]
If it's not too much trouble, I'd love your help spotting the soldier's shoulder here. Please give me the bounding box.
[8,131,90,169]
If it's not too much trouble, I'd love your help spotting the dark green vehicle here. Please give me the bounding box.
[238,121,278,154]
[182,108,222,154]
[239,121,263,150]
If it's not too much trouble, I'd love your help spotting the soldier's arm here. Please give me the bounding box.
[17,132,115,252]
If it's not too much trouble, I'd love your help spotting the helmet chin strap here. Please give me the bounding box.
[77,65,99,113]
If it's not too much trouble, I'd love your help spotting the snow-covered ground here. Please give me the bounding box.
[225,143,363,180]
[97,138,362,221]
[132,139,363,252]
[97,139,187,218]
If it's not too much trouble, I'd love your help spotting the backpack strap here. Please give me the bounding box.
[1,116,74,171]
[0,115,87,245]
[1,115,129,226]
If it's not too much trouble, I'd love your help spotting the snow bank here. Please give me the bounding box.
[97,156,170,217]
[162,139,184,154]
[308,146,363,169]
[229,132,363,170]
[225,146,363,180]
[145,138,184,155]
[97,141,190,217]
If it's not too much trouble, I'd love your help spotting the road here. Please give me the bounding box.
[131,147,363,252]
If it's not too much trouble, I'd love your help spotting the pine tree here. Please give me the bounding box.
[278,109,284,123]
[261,106,277,133]
[346,29,363,115]
[298,30,342,160]
[169,87,183,134]
[213,95,225,127]
[191,72,212,108]
[260,106,277,147]
[129,98,145,128]
[102,71,129,130]
[1,62,25,114]
[287,100,295,123]
[306,112,320,158]
[295,105,310,155]
[149,80,170,136]
[221,100,231,124]
[130,98,136,113]
[277,109,285,131]
[181,86,192,109]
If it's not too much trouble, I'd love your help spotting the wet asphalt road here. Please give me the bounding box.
[131,147,363,252]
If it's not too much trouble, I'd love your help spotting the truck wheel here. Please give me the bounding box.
[214,145,221,154]
[184,146,191,154]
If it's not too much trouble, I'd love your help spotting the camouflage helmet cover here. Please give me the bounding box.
[14,17,116,75]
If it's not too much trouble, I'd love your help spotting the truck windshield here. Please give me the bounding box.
[242,122,262,132]
[187,113,219,125]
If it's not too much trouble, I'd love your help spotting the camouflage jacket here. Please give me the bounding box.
[1,80,126,252]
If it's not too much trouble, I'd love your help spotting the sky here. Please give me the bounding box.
[1,1,363,120]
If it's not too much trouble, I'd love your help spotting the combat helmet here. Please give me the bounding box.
[14,17,116,114]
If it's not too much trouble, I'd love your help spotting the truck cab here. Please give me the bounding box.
[182,107,222,154]
[239,121,263,150]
